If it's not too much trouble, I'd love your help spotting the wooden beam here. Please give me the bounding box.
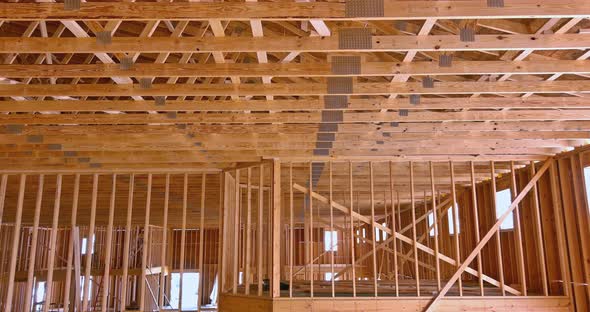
[5,97,590,113]
[424,158,553,312]
[5,60,590,78]
[4,109,590,125]
[2,34,590,53]
[3,1,590,20]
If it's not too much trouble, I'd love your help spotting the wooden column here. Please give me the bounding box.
[449,161,463,296]
[510,162,528,296]
[101,174,117,312]
[489,161,506,296]
[63,174,80,312]
[23,175,44,312]
[349,161,357,297]
[429,162,441,291]
[179,174,187,307]
[5,174,25,312]
[409,162,420,296]
[44,174,63,312]
[232,170,240,294]
[530,161,549,296]
[158,174,170,309]
[245,169,252,295]
[257,165,264,296]
[138,174,152,311]
[121,174,135,311]
[289,163,294,298]
[271,159,281,297]
[198,173,206,309]
[469,162,484,296]
[329,162,335,297]
[82,174,98,312]
[369,162,378,296]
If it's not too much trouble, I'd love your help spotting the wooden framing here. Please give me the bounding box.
[0,1,589,311]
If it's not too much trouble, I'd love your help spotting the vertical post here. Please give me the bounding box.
[489,161,506,296]
[139,174,152,311]
[159,174,170,309]
[369,162,378,296]
[549,161,571,297]
[232,170,240,294]
[0,175,7,234]
[101,174,117,312]
[449,161,462,296]
[389,162,399,296]
[179,174,187,307]
[24,175,44,312]
[349,161,357,297]
[5,174,25,312]
[121,174,135,311]
[410,162,420,296]
[271,159,281,297]
[309,162,314,297]
[329,162,335,297]
[470,162,484,296]
[63,174,79,312]
[44,174,63,312]
[429,162,441,291]
[510,162,528,296]
[82,174,98,312]
[245,169,252,295]
[198,173,207,309]
[257,166,264,296]
[289,163,294,298]
[530,161,549,296]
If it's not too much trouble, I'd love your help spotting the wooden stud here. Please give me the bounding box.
[489,161,506,296]
[63,174,80,312]
[349,161,357,297]
[410,162,420,296]
[449,161,462,296]
[271,159,281,297]
[257,165,264,296]
[23,175,44,312]
[82,174,98,312]
[245,169,252,295]
[510,161,528,296]
[469,162,484,296]
[289,163,294,298]
[101,174,117,312]
[329,162,335,297]
[44,174,62,312]
[158,174,170,309]
[138,173,152,311]
[232,170,240,294]
[369,162,378,296]
[429,162,441,291]
[5,174,25,312]
[198,173,206,309]
[179,173,187,307]
[120,174,134,311]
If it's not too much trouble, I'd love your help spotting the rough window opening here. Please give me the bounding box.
[495,189,514,230]
[170,272,200,311]
[447,204,461,235]
[324,230,338,252]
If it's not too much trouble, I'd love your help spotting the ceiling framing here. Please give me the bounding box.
[1,0,590,171]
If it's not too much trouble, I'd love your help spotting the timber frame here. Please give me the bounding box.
[0,0,590,311]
